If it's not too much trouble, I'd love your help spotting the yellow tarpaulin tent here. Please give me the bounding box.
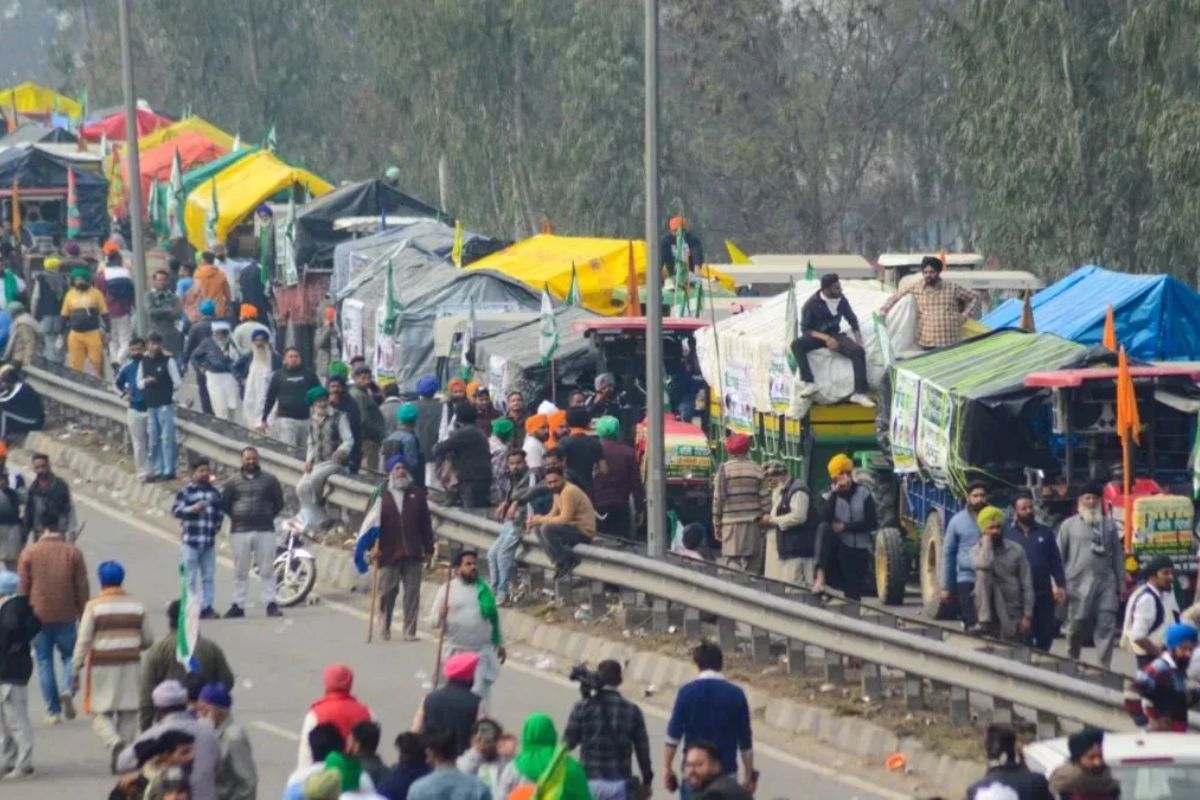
[0,82,82,119]
[467,234,648,316]
[183,150,332,250]
[135,116,235,153]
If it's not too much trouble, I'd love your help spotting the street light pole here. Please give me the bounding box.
[643,0,667,558]
[118,0,149,336]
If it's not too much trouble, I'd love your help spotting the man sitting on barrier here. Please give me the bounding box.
[296,386,354,531]
[812,454,876,599]
[527,467,596,580]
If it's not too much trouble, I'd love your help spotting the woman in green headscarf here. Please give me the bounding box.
[496,712,593,800]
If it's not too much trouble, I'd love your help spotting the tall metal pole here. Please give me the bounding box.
[118,0,149,336]
[643,0,667,558]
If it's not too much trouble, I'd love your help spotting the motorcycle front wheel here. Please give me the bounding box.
[274,555,317,607]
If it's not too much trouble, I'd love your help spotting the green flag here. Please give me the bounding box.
[673,225,690,316]
[804,260,815,281]
[166,147,185,240]
[264,124,277,154]
[204,179,220,248]
[565,262,581,307]
[693,280,705,318]
[459,300,476,380]
[232,132,241,151]
[784,277,799,373]
[383,257,403,335]
[538,285,558,366]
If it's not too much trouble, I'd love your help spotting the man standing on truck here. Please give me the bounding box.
[880,255,978,349]
[940,481,990,630]
[791,273,874,407]
[1058,484,1123,668]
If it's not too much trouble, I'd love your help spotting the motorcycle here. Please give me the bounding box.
[270,516,318,607]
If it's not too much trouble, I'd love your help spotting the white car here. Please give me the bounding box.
[1023,732,1200,799]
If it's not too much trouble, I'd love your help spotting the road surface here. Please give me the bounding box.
[7,490,911,800]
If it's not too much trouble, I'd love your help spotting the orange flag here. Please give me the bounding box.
[1019,289,1035,331]
[625,240,641,317]
[1102,305,1116,351]
[541,217,552,235]
[936,248,948,268]
[1116,346,1140,552]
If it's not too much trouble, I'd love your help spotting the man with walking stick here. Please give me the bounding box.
[426,551,505,704]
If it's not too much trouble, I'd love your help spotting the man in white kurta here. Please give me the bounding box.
[428,550,505,704]
[71,560,153,761]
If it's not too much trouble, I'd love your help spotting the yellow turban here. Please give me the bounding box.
[44,257,62,271]
[976,505,1006,531]
[827,453,854,479]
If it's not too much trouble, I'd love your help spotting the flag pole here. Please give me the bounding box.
[705,276,726,435]
[366,541,380,643]
[550,358,558,406]
[1123,431,1132,554]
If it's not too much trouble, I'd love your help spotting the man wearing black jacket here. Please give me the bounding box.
[432,403,492,510]
[813,454,877,599]
[220,447,285,619]
[790,273,873,407]
[0,569,40,778]
[258,347,320,451]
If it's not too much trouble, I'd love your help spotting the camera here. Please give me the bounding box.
[569,664,604,699]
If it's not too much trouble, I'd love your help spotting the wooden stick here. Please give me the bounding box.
[431,559,454,689]
[366,542,380,643]
[550,358,557,406]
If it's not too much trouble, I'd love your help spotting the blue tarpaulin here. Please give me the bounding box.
[983,265,1200,361]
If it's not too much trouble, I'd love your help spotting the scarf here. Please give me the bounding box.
[323,751,362,792]
[1,271,18,306]
[513,713,591,800]
[477,578,501,648]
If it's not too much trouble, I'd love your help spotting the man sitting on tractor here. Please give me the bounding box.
[813,454,877,599]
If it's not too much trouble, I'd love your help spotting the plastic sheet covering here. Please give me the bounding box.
[983,264,1200,361]
[694,280,916,416]
[471,306,600,400]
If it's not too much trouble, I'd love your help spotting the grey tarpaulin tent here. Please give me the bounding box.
[339,262,544,389]
[472,306,601,405]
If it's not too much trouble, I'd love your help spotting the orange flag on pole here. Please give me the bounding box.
[936,248,948,268]
[625,240,641,317]
[1116,346,1140,552]
[1102,305,1116,351]
[1019,289,1036,331]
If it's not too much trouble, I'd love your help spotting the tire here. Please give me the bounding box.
[274,555,316,607]
[919,510,946,618]
[875,527,907,606]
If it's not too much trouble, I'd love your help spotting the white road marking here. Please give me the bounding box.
[73,494,911,800]
[250,720,301,742]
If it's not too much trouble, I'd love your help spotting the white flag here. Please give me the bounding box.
[166,147,184,239]
[204,179,219,248]
[282,193,299,286]
[538,287,558,366]
[459,300,476,380]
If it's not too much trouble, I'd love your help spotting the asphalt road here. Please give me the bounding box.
[7,492,911,800]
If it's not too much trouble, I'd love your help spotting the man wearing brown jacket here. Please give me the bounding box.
[529,467,597,579]
[370,455,434,641]
[17,509,89,723]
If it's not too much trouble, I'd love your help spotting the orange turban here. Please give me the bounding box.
[550,410,568,430]
[448,378,467,392]
[525,414,548,434]
[466,381,480,398]
[323,306,336,322]
[239,304,258,320]
[102,239,121,255]
[668,215,687,234]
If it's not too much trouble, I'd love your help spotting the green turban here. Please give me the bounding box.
[491,417,515,440]
[976,505,1006,531]
[397,402,419,424]
[327,361,349,379]
[595,416,620,439]
[69,266,91,282]
[306,386,329,405]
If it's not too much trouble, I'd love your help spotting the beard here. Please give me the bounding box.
[1078,505,1102,525]
[389,474,412,491]
[1016,513,1036,527]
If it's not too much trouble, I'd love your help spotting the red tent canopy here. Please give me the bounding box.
[120,131,229,218]
[80,108,172,142]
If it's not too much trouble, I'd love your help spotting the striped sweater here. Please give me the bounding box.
[713,457,771,528]
[84,588,147,667]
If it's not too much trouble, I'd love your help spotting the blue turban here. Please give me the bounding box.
[1166,622,1199,650]
[98,560,125,587]
[199,681,233,708]
[0,570,17,594]
[385,454,407,472]
[256,204,273,218]
[199,299,217,317]
[415,375,439,398]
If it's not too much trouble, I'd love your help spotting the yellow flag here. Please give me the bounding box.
[725,238,751,264]
[451,220,464,268]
